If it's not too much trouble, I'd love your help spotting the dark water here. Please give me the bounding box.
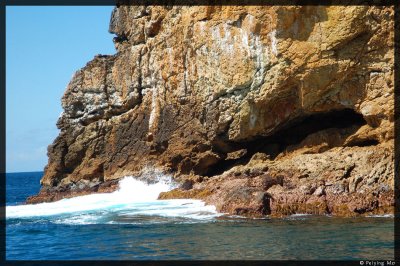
[5,172,395,260]
[6,171,42,206]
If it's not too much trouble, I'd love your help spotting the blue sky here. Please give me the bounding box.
[6,6,116,172]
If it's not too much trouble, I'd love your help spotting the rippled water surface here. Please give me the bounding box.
[6,172,394,260]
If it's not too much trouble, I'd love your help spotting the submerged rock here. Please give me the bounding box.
[28,5,395,218]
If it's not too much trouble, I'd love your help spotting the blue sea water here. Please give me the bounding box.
[5,171,395,260]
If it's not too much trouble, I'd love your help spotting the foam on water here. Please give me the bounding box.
[6,175,222,224]
[365,214,394,218]
[290,213,313,217]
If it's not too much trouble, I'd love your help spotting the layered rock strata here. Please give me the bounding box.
[28,5,395,217]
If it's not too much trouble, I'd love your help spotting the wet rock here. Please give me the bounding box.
[180,179,194,190]
[262,174,284,190]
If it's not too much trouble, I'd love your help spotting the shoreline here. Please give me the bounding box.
[26,175,394,219]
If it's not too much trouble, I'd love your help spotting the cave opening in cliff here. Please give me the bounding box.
[346,138,379,147]
[205,108,370,177]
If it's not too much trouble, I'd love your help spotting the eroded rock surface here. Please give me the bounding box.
[28,5,395,217]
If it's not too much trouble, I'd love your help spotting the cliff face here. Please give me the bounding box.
[28,5,395,217]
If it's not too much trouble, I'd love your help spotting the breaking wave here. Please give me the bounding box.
[6,175,221,224]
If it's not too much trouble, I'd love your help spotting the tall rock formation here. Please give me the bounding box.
[28,5,395,217]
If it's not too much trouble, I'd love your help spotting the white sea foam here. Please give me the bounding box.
[6,175,222,224]
[290,213,312,217]
[365,214,394,218]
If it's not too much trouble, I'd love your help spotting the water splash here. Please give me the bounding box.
[6,175,222,224]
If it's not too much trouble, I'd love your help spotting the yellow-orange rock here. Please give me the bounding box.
[29,5,394,217]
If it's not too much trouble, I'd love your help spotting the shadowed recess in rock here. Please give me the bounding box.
[206,108,371,177]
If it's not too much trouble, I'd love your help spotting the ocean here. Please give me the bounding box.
[5,171,395,260]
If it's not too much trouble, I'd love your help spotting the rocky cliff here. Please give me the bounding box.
[27,5,395,217]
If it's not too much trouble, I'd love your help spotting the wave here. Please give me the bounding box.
[6,174,222,224]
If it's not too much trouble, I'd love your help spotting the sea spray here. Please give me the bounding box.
[115,175,176,202]
[6,175,221,223]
